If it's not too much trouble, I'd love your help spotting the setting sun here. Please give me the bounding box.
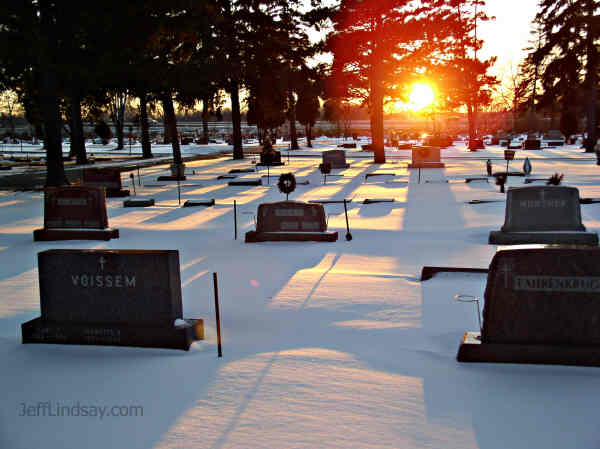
[407,83,435,111]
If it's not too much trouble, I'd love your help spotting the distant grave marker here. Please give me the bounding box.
[245,201,338,242]
[83,168,129,197]
[322,150,350,169]
[458,246,600,366]
[408,146,445,168]
[33,186,119,241]
[22,249,203,350]
[488,186,598,245]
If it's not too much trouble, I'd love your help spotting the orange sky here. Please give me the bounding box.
[478,0,540,78]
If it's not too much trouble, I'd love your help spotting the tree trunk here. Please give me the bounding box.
[139,91,152,158]
[288,91,299,150]
[229,80,243,159]
[306,124,312,148]
[585,0,598,156]
[116,118,124,150]
[38,1,67,187]
[467,103,475,141]
[162,92,182,165]
[370,78,385,164]
[201,97,210,144]
[70,92,87,165]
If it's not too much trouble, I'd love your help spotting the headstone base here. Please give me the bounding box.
[245,230,338,243]
[408,162,445,168]
[488,230,598,246]
[457,331,600,367]
[22,317,203,351]
[33,228,119,241]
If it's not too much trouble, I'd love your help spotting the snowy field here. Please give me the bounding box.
[1,142,600,449]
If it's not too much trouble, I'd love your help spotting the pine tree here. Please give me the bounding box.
[534,0,599,154]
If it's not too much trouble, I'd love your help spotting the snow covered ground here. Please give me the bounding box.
[1,142,600,449]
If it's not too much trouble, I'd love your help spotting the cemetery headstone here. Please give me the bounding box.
[457,246,600,366]
[322,150,350,169]
[245,201,338,242]
[33,186,119,241]
[22,249,204,350]
[523,138,541,150]
[468,139,484,151]
[488,186,598,245]
[83,168,130,197]
[408,146,445,168]
[543,130,565,147]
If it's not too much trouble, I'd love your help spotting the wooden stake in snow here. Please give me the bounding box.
[233,200,238,240]
[213,272,223,357]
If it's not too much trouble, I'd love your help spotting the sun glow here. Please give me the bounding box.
[407,83,435,111]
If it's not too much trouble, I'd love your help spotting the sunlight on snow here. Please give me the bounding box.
[0,268,39,317]
[0,199,26,208]
[270,253,422,329]
[153,349,476,449]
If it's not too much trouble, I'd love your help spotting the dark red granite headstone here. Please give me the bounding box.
[33,186,119,241]
[44,186,109,229]
[257,201,327,233]
[83,168,129,197]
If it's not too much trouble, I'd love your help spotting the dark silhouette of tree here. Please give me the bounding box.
[534,0,599,155]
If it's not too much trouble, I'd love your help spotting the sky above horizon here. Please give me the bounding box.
[477,0,539,78]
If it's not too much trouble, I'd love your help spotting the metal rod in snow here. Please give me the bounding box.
[343,199,352,241]
[129,173,136,196]
[234,200,237,240]
[137,166,141,185]
[418,167,421,184]
[177,177,181,206]
[213,272,223,357]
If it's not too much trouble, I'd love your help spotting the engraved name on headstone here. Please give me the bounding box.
[257,201,326,233]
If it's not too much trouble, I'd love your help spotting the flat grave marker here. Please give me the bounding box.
[488,186,598,245]
[22,249,203,350]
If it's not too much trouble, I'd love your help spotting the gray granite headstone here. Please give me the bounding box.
[483,246,600,345]
[322,150,349,169]
[38,249,182,327]
[501,186,585,232]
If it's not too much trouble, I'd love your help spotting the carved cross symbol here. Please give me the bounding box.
[99,257,106,271]
[498,260,513,289]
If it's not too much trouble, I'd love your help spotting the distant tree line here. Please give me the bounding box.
[1,1,598,183]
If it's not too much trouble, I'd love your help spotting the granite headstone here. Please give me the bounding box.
[22,249,203,350]
[457,246,600,366]
[322,150,350,169]
[83,168,129,197]
[245,201,337,242]
[408,146,445,168]
[33,186,119,241]
[488,186,598,245]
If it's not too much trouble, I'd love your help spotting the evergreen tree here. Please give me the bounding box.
[534,0,599,154]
